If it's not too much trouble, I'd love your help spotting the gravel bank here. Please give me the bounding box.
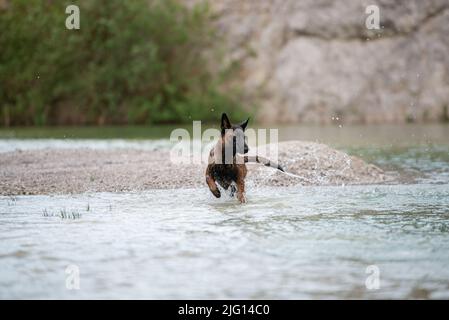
[0,141,390,195]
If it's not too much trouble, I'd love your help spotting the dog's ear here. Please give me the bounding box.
[221,113,232,131]
[239,117,249,131]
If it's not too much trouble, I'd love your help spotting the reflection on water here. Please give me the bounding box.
[1,184,449,299]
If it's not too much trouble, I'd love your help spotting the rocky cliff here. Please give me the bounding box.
[198,0,449,124]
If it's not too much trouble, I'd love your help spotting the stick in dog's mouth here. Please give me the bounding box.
[236,153,285,172]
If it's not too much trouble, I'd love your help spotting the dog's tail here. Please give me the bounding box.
[240,155,285,172]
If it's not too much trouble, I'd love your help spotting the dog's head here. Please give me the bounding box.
[220,113,249,158]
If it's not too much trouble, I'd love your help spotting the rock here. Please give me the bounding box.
[196,0,449,124]
[0,141,390,195]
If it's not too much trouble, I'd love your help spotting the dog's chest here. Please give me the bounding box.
[211,164,238,185]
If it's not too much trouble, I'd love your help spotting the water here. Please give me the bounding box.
[0,139,172,153]
[1,124,449,299]
[2,184,449,299]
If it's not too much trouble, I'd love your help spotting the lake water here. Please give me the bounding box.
[1,124,449,299]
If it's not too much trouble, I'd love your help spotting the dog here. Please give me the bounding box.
[205,113,285,203]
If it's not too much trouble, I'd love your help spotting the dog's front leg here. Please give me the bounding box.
[236,177,246,203]
[206,165,221,198]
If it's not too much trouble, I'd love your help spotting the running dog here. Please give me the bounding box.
[205,113,284,203]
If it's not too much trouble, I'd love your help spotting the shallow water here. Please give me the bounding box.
[1,124,449,299]
[1,184,449,299]
[0,138,171,153]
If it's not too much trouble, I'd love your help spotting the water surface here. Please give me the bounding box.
[1,124,449,299]
[1,184,449,299]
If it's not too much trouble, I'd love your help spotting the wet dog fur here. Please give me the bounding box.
[205,113,249,203]
[205,112,286,204]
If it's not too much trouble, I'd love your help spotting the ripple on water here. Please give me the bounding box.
[1,183,449,299]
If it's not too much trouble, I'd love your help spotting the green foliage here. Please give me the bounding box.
[0,0,247,126]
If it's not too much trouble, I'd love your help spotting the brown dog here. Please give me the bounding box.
[205,113,284,203]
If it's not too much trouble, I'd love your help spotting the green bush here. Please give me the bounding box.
[0,0,247,126]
